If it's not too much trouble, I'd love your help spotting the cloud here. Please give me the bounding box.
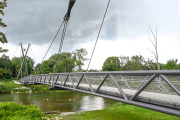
[1,0,180,69]
[4,0,180,46]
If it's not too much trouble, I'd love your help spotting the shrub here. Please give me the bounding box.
[0,84,10,93]
[0,102,45,120]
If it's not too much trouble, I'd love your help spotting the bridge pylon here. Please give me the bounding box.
[17,43,30,81]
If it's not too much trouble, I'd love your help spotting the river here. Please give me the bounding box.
[0,90,117,112]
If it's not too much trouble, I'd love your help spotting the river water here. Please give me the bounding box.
[0,91,117,112]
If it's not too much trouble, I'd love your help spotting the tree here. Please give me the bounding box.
[102,56,121,71]
[72,48,88,72]
[147,25,160,70]
[35,63,41,74]
[119,56,130,71]
[36,49,88,74]
[54,52,75,73]
[163,59,180,70]
[41,60,50,74]
[119,55,149,71]
[130,55,145,70]
[0,0,8,53]
[11,56,34,76]
[0,54,15,79]
[39,52,76,73]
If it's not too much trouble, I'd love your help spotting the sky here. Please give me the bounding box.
[1,0,180,70]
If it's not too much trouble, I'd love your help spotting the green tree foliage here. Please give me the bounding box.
[103,55,161,71]
[119,55,145,71]
[35,63,41,74]
[0,54,15,79]
[41,60,50,74]
[0,0,8,53]
[102,56,121,71]
[37,48,88,74]
[129,55,146,70]
[53,52,75,73]
[40,52,76,73]
[119,56,131,71]
[163,59,180,70]
[11,56,34,76]
[144,58,158,70]
[72,48,88,72]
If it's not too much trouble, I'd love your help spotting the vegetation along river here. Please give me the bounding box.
[0,90,117,112]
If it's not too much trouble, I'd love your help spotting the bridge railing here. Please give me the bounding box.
[19,70,180,116]
[21,70,180,94]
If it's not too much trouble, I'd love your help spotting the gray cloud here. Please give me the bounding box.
[3,0,180,52]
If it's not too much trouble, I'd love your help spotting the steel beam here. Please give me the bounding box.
[96,74,109,93]
[130,74,158,100]
[160,74,180,96]
[109,74,128,100]
[76,74,84,89]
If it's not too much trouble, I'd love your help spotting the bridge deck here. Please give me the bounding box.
[65,82,180,104]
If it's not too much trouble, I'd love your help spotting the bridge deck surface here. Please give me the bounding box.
[62,82,180,105]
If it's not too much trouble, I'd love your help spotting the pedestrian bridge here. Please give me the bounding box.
[19,70,180,117]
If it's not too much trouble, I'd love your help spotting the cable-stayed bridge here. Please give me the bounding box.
[12,0,180,117]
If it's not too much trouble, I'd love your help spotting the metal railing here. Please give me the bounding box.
[19,70,180,116]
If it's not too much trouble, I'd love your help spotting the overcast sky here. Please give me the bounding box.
[1,0,180,70]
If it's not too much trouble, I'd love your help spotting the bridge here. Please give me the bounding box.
[13,0,180,117]
[19,70,180,117]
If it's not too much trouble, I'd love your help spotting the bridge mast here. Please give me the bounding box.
[16,43,30,80]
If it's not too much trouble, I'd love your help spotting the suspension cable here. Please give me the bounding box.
[30,45,37,64]
[30,45,37,74]
[7,43,21,70]
[54,20,68,74]
[11,43,21,60]
[40,20,65,64]
[86,0,111,72]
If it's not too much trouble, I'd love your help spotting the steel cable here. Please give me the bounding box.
[7,43,21,70]
[40,20,65,64]
[54,20,68,74]
[87,0,111,71]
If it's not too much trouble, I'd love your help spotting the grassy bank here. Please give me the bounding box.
[49,103,180,120]
[0,79,50,93]
[0,79,68,93]
[0,79,21,93]
[0,102,44,120]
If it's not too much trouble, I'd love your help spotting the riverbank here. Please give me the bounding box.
[45,103,180,120]
[1,79,180,120]
[0,79,51,94]
[1,101,179,120]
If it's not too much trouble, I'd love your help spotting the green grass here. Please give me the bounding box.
[12,88,30,93]
[0,102,45,120]
[59,103,180,120]
[0,80,21,93]
[24,84,50,93]
[0,79,65,94]
[0,80,50,93]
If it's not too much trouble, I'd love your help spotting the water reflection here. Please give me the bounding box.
[80,96,104,111]
[0,91,117,112]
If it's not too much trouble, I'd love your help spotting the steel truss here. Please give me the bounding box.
[19,70,180,116]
